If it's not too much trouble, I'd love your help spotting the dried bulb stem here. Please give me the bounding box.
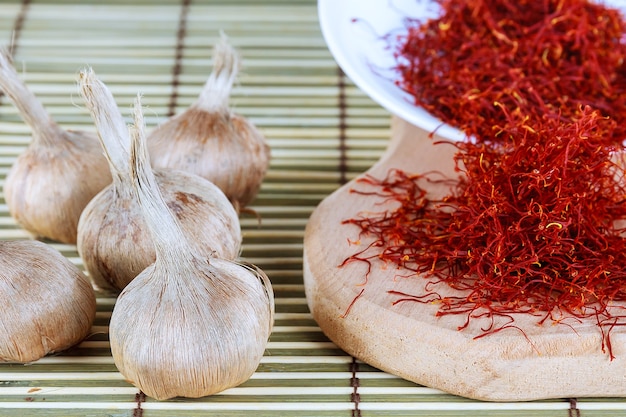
[194,32,240,112]
[78,68,130,184]
[129,96,193,263]
[0,48,62,144]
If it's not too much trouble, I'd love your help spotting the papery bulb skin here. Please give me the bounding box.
[109,258,273,400]
[148,109,270,212]
[5,130,112,244]
[78,170,241,291]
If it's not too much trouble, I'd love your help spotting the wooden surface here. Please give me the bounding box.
[303,117,626,402]
[0,0,624,415]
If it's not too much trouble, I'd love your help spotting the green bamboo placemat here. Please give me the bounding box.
[0,1,624,416]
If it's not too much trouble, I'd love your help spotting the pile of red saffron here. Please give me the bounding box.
[393,0,626,142]
[342,0,626,356]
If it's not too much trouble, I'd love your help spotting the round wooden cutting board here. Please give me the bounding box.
[303,116,626,401]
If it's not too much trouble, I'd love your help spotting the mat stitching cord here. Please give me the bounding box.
[130,3,191,412]
[167,0,192,117]
[0,0,31,109]
[133,391,146,417]
[569,398,581,417]
[8,0,30,55]
[338,66,348,185]
[350,357,362,417]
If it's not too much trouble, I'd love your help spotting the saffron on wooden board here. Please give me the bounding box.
[341,0,626,357]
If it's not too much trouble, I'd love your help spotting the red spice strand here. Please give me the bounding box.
[341,107,626,357]
[394,0,626,142]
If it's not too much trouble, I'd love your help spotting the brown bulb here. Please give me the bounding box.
[109,96,274,400]
[0,240,96,363]
[147,33,270,212]
[0,48,111,244]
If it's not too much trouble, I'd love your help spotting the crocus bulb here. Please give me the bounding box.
[0,48,111,244]
[0,240,96,363]
[147,33,270,212]
[109,97,274,400]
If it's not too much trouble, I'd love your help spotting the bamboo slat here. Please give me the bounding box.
[0,0,623,416]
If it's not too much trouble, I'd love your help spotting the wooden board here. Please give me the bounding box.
[303,116,626,401]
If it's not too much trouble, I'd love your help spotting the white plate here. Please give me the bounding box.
[318,0,626,142]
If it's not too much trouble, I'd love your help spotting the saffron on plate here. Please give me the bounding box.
[393,0,626,142]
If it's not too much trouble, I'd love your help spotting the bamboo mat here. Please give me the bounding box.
[0,1,623,416]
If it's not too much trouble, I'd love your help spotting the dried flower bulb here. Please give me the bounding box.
[0,49,112,244]
[109,98,274,400]
[147,33,270,212]
[0,239,96,363]
[76,68,242,292]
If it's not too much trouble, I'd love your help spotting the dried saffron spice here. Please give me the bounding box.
[342,107,626,357]
[342,0,626,356]
[392,0,626,142]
